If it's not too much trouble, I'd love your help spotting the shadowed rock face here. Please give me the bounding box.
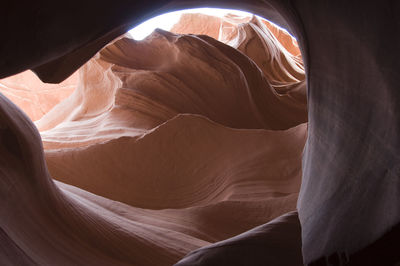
[1,1,400,266]
[175,211,303,266]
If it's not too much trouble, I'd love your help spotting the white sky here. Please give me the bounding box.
[128,8,254,40]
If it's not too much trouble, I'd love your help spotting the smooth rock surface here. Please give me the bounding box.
[175,211,302,266]
[2,0,400,265]
[0,13,307,266]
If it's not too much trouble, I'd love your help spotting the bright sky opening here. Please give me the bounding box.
[128,8,254,40]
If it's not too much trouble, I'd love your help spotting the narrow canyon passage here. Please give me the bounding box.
[0,11,307,265]
[2,1,400,265]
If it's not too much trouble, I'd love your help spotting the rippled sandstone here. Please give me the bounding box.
[0,13,306,265]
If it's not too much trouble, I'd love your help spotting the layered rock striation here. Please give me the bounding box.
[0,13,306,265]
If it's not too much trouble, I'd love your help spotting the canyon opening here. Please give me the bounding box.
[3,2,398,266]
[0,8,307,265]
[0,9,307,266]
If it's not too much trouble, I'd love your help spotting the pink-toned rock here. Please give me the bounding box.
[170,13,221,39]
[171,13,301,57]
[0,12,307,266]
[0,70,78,121]
[262,20,301,57]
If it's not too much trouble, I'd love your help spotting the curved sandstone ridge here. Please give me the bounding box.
[175,211,302,266]
[0,13,306,266]
[171,13,301,58]
[37,19,306,149]
[174,14,304,84]
[46,114,306,209]
[4,2,400,265]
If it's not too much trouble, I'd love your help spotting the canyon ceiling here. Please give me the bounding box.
[1,1,400,266]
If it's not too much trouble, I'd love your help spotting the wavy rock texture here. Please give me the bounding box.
[4,1,400,265]
[171,13,301,57]
[0,14,306,265]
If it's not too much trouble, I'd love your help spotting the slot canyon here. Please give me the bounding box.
[1,1,399,266]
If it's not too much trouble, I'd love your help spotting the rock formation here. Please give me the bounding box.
[0,71,77,121]
[0,13,307,265]
[1,1,399,265]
